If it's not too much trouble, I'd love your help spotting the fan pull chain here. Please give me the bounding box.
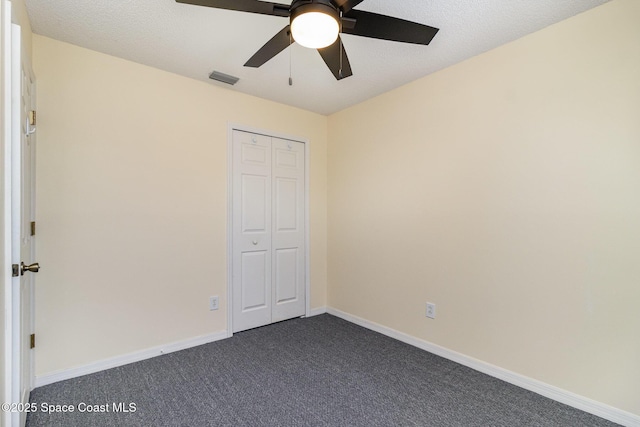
[339,42,343,80]
[338,11,343,79]
[289,30,293,86]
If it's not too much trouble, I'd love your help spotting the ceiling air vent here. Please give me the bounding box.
[209,71,239,85]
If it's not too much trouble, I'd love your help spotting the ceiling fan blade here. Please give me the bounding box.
[245,26,293,68]
[317,36,353,80]
[331,0,365,13]
[175,0,290,17]
[342,10,439,45]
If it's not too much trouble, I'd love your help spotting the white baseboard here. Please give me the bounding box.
[35,330,228,388]
[306,306,327,317]
[326,307,639,427]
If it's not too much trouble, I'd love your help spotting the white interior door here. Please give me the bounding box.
[232,131,273,332]
[10,22,36,427]
[231,130,305,333]
[271,138,305,322]
[18,61,36,424]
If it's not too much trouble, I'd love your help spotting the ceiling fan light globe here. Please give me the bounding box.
[291,11,339,49]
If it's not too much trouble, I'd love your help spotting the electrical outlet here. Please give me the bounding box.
[426,302,436,319]
[209,296,219,311]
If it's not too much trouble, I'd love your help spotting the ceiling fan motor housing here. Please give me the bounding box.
[290,0,340,27]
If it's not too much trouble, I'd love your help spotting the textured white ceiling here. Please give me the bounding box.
[25,0,609,115]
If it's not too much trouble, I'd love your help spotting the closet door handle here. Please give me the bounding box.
[252,240,258,245]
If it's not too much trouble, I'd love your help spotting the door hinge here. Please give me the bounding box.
[30,334,35,349]
[30,221,36,236]
[29,110,36,126]
[12,264,20,277]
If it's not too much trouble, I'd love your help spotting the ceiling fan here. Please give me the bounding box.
[176,0,439,80]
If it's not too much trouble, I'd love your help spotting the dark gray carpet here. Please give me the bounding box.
[27,314,618,426]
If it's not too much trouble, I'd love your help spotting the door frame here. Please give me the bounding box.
[2,2,14,426]
[226,123,310,337]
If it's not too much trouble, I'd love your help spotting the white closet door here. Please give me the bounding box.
[232,131,272,333]
[271,138,305,322]
[232,131,306,333]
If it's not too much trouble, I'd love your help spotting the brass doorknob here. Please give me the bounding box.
[20,262,40,275]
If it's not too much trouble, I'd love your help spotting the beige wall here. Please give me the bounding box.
[10,0,31,67]
[33,35,327,376]
[328,0,640,417]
